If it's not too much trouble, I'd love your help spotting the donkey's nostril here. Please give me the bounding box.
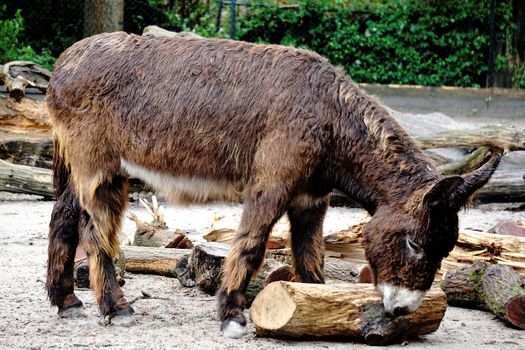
[393,306,409,317]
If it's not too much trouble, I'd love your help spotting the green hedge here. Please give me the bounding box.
[237,0,517,87]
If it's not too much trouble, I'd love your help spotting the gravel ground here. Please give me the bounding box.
[0,193,523,349]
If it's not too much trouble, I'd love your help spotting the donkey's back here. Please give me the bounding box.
[48,32,342,203]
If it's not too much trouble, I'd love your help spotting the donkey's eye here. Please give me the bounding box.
[406,237,420,253]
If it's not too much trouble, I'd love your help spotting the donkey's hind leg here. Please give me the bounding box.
[46,185,85,318]
[79,174,134,325]
[288,194,329,283]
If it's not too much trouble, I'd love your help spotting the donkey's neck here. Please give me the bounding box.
[331,82,439,214]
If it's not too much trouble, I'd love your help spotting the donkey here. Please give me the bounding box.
[46,32,500,336]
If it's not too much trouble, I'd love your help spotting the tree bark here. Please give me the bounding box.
[187,242,229,295]
[83,0,124,37]
[251,282,447,345]
[441,261,525,329]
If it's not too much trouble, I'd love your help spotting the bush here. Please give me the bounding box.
[237,0,516,87]
[0,6,55,70]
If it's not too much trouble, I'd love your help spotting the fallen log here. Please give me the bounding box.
[116,245,189,277]
[415,126,525,152]
[250,282,447,345]
[441,261,525,329]
[172,240,363,296]
[0,137,53,168]
[0,61,51,101]
[438,146,491,175]
[0,159,53,198]
[0,94,51,130]
[440,229,525,279]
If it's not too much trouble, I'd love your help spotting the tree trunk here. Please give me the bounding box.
[441,261,525,329]
[250,282,447,345]
[83,0,124,37]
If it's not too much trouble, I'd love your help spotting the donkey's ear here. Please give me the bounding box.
[451,153,502,209]
[423,176,464,209]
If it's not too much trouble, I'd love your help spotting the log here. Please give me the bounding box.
[0,94,51,131]
[489,220,525,237]
[116,245,189,277]
[129,197,195,249]
[0,61,51,101]
[250,282,447,345]
[0,159,53,198]
[415,126,525,152]
[173,240,363,296]
[247,259,366,304]
[246,260,294,305]
[187,242,229,295]
[0,137,53,168]
[441,261,525,329]
[438,146,491,175]
[441,229,525,279]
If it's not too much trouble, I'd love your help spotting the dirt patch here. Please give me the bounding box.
[0,195,523,349]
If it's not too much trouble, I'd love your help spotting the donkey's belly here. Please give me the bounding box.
[120,158,244,203]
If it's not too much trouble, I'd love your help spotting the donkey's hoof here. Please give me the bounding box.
[111,306,135,327]
[221,320,247,339]
[58,305,86,319]
[99,306,135,326]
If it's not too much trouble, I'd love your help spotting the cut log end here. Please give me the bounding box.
[252,282,297,331]
[505,295,525,329]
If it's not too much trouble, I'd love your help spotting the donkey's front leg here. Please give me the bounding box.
[218,183,290,338]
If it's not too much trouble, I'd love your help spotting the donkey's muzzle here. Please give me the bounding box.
[386,306,410,318]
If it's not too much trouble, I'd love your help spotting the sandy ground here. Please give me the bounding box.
[0,193,524,350]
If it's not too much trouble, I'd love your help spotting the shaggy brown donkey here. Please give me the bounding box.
[46,32,500,336]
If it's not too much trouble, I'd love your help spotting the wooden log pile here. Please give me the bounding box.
[117,208,525,342]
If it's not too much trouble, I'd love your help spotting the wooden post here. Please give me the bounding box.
[215,0,223,33]
[229,0,236,39]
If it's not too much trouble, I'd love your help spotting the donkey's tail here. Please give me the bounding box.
[53,137,71,198]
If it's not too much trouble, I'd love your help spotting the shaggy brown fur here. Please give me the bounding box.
[46,32,500,327]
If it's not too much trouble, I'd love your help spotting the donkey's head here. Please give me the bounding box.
[363,153,501,317]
